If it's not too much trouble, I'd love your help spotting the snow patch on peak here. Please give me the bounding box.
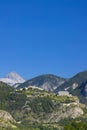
[5,71,25,83]
[0,71,25,86]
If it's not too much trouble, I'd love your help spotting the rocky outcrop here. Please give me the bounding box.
[0,110,16,129]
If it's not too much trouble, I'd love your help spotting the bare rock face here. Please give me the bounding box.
[72,83,78,89]
[71,107,84,118]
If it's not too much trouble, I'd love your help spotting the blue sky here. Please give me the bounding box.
[0,0,87,79]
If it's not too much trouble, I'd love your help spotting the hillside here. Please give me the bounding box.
[0,82,14,111]
[0,81,87,130]
[0,110,17,130]
[17,74,66,92]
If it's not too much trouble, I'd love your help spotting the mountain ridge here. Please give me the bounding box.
[17,74,66,92]
[55,70,87,105]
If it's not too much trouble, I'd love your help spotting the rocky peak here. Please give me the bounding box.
[5,71,25,83]
[0,71,25,86]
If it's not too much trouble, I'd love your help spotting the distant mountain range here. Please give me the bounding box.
[0,70,87,105]
[17,70,87,105]
[0,72,25,86]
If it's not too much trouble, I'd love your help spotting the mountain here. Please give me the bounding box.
[0,81,87,130]
[17,74,66,92]
[55,70,87,104]
[0,72,87,130]
[0,72,25,86]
